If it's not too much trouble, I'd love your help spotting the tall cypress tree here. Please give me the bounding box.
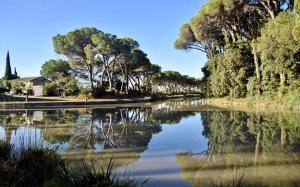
[3,51,12,80]
[14,67,18,77]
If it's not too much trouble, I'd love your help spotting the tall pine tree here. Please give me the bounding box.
[3,51,12,80]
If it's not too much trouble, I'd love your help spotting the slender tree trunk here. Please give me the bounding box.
[125,68,129,95]
[254,131,261,164]
[137,77,141,95]
[280,73,286,89]
[88,67,94,92]
[106,69,112,90]
[281,127,286,145]
[119,64,125,93]
[252,49,261,95]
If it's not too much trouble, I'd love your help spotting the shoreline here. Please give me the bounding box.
[205,97,300,113]
[0,94,203,110]
[0,97,152,110]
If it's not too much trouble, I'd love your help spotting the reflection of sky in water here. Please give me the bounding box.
[0,127,5,141]
[118,114,207,187]
[10,127,43,149]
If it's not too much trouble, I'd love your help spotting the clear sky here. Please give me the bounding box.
[0,0,207,78]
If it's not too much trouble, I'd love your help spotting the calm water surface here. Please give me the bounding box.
[0,99,299,187]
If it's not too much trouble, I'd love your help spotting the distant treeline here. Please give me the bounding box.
[176,0,300,100]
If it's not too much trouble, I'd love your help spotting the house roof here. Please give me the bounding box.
[14,76,44,82]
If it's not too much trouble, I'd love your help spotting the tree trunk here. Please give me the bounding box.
[89,67,94,92]
[280,72,286,89]
[281,127,286,145]
[252,48,261,95]
[106,69,112,90]
[260,1,276,20]
[254,131,261,164]
[119,64,125,93]
[137,77,141,95]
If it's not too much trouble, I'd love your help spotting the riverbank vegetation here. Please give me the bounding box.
[175,0,300,108]
[0,141,140,187]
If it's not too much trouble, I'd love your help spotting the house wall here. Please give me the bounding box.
[32,78,45,86]
[32,86,43,97]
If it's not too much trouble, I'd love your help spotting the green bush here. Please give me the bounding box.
[43,82,58,96]
[15,148,62,186]
[44,77,80,97]
[246,77,260,96]
[63,79,80,96]
[0,141,12,162]
[11,81,25,95]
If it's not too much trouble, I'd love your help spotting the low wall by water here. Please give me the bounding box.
[0,98,151,110]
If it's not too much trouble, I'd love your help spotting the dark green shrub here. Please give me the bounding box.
[0,141,141,187]
[43,82,58,96]
[15,148,62,186]
[92,86,107,98]
[0,141,12,163]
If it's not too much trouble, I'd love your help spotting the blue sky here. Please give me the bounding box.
[0,0,207,78]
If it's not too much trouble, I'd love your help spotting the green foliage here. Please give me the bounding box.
[41,59,71,80]
[0,141,12,162]
[0,141,141,187]
[207,46,253,98]
[3,52,19,80]
[246,77,260,96]
[63,78,80,96]
[151,71,204,94]
[16,148,62,186]
[59,158,138,187]
[52,27,163,95]
[210,173,250,187]
[176,0,299,100]
[3,52,12,80]
[10,81,26,95]
[257,12,300,94]
[43,76,79,97]
[0,80,9,95]
[43,81,58,96]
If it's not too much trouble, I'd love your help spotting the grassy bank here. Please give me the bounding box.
[205,96,300,112]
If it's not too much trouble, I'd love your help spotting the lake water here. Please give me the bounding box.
[0,98,299,186]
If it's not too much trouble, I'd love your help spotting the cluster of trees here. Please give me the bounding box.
[41,59,80,97]
[151,71,204,94]
[0,52,20,95]
[39,27,203,97]
[48,27,161,96]
[176,0,300,98]
[3,52,19,81]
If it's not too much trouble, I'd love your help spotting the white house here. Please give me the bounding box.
[14,76,46,96]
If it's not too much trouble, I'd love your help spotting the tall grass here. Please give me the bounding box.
[0,140,142,187]
[209,172,252,187]
[58,158,139,187]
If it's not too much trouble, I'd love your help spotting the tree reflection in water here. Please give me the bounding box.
[177,111,300,187]
[1,99,299,186]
